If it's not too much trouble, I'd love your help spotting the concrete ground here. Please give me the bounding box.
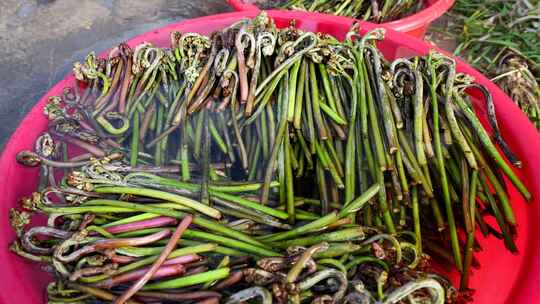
[0,0,231,148]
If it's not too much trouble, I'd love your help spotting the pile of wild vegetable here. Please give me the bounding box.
[9,13,529,303]
[251,0,421,23]
[439,0,540,130]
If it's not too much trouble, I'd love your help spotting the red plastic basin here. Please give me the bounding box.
[226,0,455,38]
[1,10,539,304]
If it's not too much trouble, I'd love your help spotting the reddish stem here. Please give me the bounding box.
[78,120,97,132]
[114,215,193,304]
[105,138,122,149]
[101,86,121,115]
[135,291,221,301]
[56,230,171,263]
[236,50,249,104]
[96,264,184,288]
[70,263,117,282]
[95,59,124,112]
[69,153,93,162]
[104,217,177,234]
[104,250,138,264]
[63,136,105,157]
[139,102,156,141]
[162,254,201,266]
[184,265,208,276]
[197,297,220,304]
[118,44,133,114]
[212,270,243,290]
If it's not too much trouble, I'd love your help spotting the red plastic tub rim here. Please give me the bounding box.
[226,0,455,37]
[1,10,539,304]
